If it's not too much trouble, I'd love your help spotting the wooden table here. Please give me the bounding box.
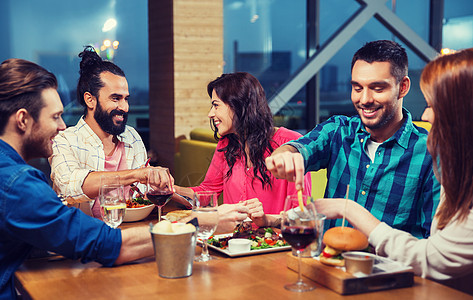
[14,213,473,300]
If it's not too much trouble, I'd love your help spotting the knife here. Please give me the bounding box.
[172,193,193,209]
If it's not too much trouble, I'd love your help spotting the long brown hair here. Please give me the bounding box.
[207,72,275,189]
[420,48,473,229]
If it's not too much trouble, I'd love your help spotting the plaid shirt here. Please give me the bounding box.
[49,117,147,212]
[287,109,440,238]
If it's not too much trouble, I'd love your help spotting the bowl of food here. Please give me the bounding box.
[124,197,155,222]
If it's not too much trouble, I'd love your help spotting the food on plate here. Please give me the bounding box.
[152,220,196,234]
[126,195,153,208]
[319,227,369,267]
[208,223,288,251]
[165,210,192,222]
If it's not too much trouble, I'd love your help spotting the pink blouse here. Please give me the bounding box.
[191,127,312,214]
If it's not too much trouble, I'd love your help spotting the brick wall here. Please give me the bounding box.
[148,0,223,171]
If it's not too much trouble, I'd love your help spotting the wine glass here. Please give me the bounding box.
[192,191,219,262]
[145,168,173,222]
[281,194,319,292]
[99,184,126,229]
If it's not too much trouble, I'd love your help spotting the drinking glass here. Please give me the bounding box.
[281,194,319,292]
[192,191,219,262]
[145,168,173,222]
[99,184,126,229]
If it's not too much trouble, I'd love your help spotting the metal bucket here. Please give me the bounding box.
[150,227,197,278]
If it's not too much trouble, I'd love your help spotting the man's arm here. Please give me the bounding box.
[82,167,174,199]
[49,133,92,202]
[265,144,306,191]
[114,226,154,265]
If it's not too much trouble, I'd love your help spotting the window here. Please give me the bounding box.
[224,0,308,130]
[224,0,473,132]
[0,0,149,135]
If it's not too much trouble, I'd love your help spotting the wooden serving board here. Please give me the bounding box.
[286,253,414,295]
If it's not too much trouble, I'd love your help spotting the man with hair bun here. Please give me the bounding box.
[50,46,173,217]
[0,58,154,300]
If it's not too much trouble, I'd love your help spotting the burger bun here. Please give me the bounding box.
[323,227,368,251]
[319,255,345,267]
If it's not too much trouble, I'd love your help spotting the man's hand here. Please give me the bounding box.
[265,145,305,191]
[141,166,174,190]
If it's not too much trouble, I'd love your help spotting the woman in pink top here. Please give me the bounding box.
[175,72,311,228]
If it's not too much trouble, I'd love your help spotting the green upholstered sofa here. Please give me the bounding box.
[174,128,217,187]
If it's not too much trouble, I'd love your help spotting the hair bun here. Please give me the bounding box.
[78,46,102,75]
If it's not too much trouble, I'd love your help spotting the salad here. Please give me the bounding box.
[208,226,288,250]
[126,195,153,208]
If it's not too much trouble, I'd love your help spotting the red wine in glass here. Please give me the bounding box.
[146,192,173,206]
[282,226,317,251]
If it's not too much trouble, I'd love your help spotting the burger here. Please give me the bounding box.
[319,227,369,267]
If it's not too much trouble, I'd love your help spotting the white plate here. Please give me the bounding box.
[205,234,291,257]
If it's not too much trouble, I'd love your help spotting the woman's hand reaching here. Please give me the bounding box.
[242,198,268,227]
[214,203,249,234]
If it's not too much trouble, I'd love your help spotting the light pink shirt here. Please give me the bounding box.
[191,127,312,214]
[91,141,128,218]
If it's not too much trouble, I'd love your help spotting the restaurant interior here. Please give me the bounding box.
[2,0,473,298]
[1,0,471,183]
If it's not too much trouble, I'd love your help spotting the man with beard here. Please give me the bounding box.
[0,58,154,299]
[266,40,440,239]
[50,46,173,217]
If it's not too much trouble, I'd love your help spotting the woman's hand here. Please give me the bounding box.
[242,198,268,227]
[313,198,347,219]
[214,203,249,234]
[314,198,380,236]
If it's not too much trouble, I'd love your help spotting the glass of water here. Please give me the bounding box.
[192,191,219,262]
[100,184,126,229]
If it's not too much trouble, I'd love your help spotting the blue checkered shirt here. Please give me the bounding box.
[287,109,440,239]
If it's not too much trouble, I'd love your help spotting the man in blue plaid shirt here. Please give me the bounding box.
[266,40,440,239]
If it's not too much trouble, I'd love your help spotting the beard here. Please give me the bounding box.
[94,101,128,136]
[23,123,53,160]
[358,103,398,131]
